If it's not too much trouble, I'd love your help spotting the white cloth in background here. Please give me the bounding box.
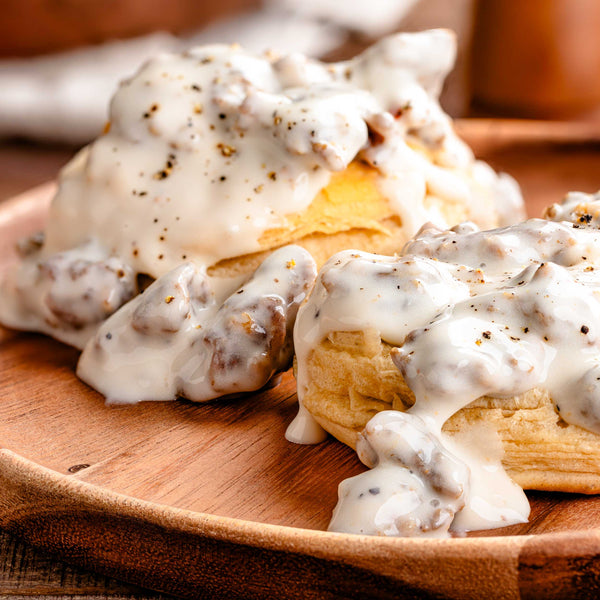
[0,33,178,144]
[272,0,420,37]
[0,0,418,144]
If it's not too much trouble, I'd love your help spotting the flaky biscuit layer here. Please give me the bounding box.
[301,329,600,494]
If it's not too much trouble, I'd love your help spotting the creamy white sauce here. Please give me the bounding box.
[328,411,471,537]
[1,29,523,354]
[0,238,137,348]
[544,190,600,227]
[43,30,471,276]
[292,190,600,536]
[77,245,316,404]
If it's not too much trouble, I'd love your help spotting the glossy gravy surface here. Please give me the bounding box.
[293,191,600,536]
[0,30,521,349]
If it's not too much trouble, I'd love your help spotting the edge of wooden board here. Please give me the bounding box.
[2,449,600,599]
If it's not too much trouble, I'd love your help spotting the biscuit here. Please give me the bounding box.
[293,196,600,497]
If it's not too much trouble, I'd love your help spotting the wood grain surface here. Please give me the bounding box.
[1,120,600,599]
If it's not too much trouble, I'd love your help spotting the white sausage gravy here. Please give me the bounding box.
[292,191,600,536]
[78,244,316,403]
[0,29,521,354]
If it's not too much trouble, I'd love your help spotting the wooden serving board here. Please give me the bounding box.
[2,119,600,600]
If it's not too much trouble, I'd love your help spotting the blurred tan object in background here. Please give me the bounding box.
[471,0,600,118]
[0,0,259,57]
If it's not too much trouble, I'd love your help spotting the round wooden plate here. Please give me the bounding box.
[2,121,600,599]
